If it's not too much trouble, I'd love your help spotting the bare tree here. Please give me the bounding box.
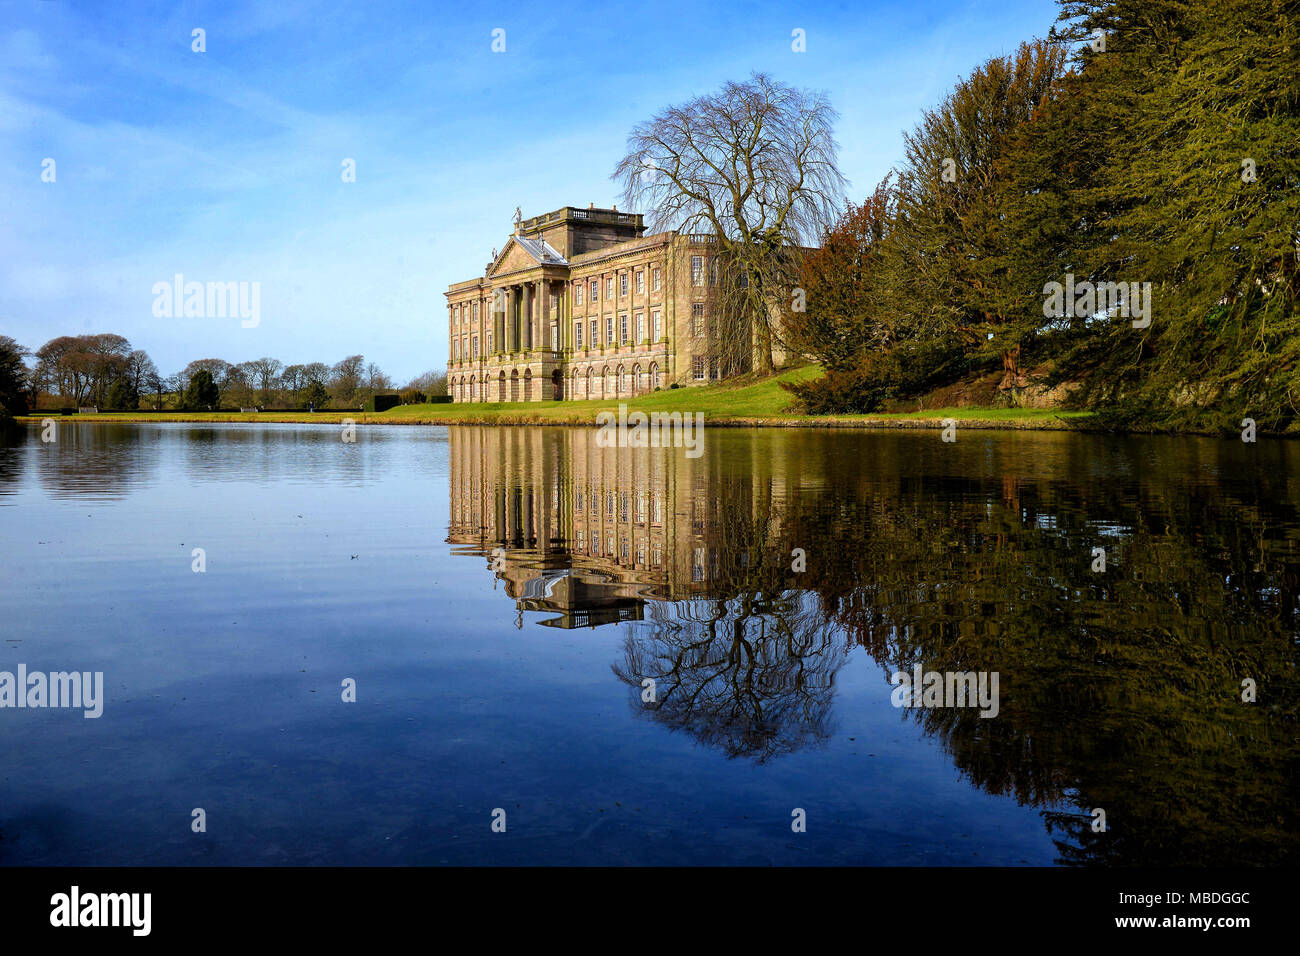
[34,334,132,405]
[182,358,233,385]
[331,354,365,406]
[280,364,306,407]
[613,73,846,372]
[124,350,158,397]
[249,356,283,405]
[225,362,258,408]
[363,361,393,403]
[405,369,447,397]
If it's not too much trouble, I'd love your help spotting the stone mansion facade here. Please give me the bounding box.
[445,205,734,403]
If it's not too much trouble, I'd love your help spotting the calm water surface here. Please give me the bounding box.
[0,422,1295,865]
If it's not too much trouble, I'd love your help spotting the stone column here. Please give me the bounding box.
[507,287,517,352]
[524,283,534,351]
[557,281,566,352]
[494,289,507,354]
[535,281,544,350]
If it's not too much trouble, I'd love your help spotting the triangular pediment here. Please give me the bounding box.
[490,238,537,276]
[489,235,568,278]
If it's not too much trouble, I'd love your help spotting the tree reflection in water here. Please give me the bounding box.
[448,426,1299,865]
[615,593,848,762]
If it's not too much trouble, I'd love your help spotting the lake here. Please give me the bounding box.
[0,422,1295,865]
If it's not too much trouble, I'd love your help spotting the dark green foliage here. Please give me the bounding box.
[785,340,970,413]
[0,335,29,418]
[180,369,220,410]
[301,380,329,410]
[105,377,139,411]
[364,393,400,413]
[790,0,1300,430]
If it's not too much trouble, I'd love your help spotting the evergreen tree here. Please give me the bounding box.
[105,376,139,411]
[180,369,220,411]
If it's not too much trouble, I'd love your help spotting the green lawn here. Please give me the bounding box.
[18,365,1091,429]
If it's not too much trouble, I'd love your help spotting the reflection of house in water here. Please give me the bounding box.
[516,565,644,629]
[446,426,788,628]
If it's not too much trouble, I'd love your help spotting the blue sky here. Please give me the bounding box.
[1,0,1060,383]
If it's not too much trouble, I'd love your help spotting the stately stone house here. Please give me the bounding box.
[445,205,734,403]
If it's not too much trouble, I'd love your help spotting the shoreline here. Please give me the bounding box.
[14,409,1083,431]
[6,409,1235,435]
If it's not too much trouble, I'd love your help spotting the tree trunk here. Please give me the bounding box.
[756,323,776,374]
[998,344,1028,391]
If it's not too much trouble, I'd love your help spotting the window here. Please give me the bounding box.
[590,318,598,346]
[710,259,719,285]
[472,335,479,358]
[606,317,614,345]
[590,279,598,301]
[620,314,628,344]
[653,268,661,291]
[691,303,705,335]
[652,310,662,340]
[636,271,644,294]
[710,358,719,379]
[691,256,704,286]
[575,284,583,306]
[574,321,583,348]
[620,273,628,296]
[606,277,614,300]
[453,340,460,360]
[636,312,645,342]
[487,332,493,352]
[693,355,707,380]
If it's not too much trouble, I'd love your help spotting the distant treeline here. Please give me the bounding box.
[786,0,1299,431]
[0,333,447,413]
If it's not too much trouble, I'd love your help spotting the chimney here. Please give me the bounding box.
[588,202,594,209]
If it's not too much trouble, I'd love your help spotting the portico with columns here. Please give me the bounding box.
[446,204,728,403]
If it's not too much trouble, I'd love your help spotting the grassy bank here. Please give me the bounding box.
[17,366,1091,430]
